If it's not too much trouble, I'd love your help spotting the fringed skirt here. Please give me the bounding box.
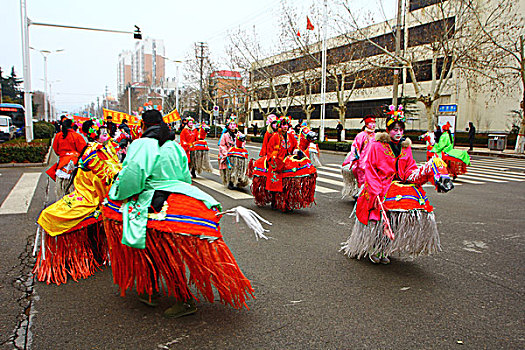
[341,164,359,200]
[102,194,254,309]
[221,156,250,188]
[443,154,468,178]
[341,210,441,259]
[191,150,213,174]
[251,174,317,212]
[33,216,108,285]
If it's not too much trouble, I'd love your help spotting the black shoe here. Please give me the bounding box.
[191,169,196,178]
[227,182,234,190]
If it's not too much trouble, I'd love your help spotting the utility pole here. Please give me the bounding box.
[105,85,109,109]
[319,0,328,142]
[195,42,208,123]
[392,0,404,106]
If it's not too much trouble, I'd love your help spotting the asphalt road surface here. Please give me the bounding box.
[1,143,524,349]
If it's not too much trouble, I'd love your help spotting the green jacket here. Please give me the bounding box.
[109,138,221,249]
[432,133,471,165]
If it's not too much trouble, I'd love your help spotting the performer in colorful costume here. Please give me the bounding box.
[46,118,87,198]
[179,117,198,177]
[419,131,436,161]
[432,122,471,179]
[298,122,322,167]
[34,120,121,284]
[103,110,254,318]
[259,114,278,157]
[250,116,317,212]
[219,117,250,189]
[341,115,376,200]
[191,122,213,175]
[341,106,454,264]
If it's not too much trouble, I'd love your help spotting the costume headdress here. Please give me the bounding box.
[266,114,277,126]
[361,115,376,124]
[83,119,105,140]
[278,116,291,126]
[386,105,405,128]
[441,122,451,132]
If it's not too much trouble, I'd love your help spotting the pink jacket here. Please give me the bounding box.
[218,132,235,170]
[356,133,417,225]
[343,130,375,186]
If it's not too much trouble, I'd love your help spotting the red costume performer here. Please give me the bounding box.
[259,114,278,157]
[46,118,87,198]
[179,117,198,175]
[250,116,317,212]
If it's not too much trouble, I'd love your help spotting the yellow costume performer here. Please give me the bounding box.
[33,120,121,285]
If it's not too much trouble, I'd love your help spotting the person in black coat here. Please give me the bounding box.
[467,122,476,151]
[106,116,117,137]
[336,120,344,142]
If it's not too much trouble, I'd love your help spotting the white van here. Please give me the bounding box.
[0,116,16,141]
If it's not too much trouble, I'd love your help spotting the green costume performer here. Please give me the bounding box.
[432,126,470,178]
[103,110,254,318]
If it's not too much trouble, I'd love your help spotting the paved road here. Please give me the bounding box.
[1,145,524,349]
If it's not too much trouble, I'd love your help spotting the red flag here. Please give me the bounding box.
[306,16,314,30]
[297,30,301,37]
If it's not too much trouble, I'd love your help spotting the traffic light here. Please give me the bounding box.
[134,25,142,40]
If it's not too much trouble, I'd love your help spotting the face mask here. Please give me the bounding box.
[282,124,289,132]
[271,122,278,130]
[229,123,237,130]
[389,127,404,142]
[188,121,194,128]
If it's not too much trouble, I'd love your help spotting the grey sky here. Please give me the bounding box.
[2,0,394,113]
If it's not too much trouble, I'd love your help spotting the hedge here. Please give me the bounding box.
[0,138,51,163]
[34,121,56,139]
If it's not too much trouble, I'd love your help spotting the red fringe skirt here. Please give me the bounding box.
[443,155,468,177]
[102,194,254,309]
[251,173,317,212]
[32,217,108,285]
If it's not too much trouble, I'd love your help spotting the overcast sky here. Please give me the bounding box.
[2,0,395,113]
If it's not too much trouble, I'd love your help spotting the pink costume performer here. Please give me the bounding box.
[219,117,250,189]
[341,106,454,264]
[341,116,376,199]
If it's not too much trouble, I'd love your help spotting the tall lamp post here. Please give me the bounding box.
[30,47,64,122]
[19,0,142,142]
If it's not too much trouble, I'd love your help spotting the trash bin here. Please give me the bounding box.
[488,134,508,151]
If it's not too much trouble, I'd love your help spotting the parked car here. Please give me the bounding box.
[0,116,16,141]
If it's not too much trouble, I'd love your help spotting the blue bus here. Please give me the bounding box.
[0,103,25,136]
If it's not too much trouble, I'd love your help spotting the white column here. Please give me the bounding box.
[20,0,33,141]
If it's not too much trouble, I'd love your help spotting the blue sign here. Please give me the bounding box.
[438,104,457,113]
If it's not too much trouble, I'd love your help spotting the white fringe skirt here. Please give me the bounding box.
[341,210,441,259]
[191,150,213,174]
[220,156,250,188]
[341,164,359,199]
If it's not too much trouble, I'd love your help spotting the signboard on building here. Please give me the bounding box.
[438,104,457,113]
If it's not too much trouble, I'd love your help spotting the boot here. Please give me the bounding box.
[191,168,197,178]
[138,292,160,307]
[164,299,197,319]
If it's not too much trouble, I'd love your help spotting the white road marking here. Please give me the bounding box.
[192,177,253,200]
[0,172,41,215]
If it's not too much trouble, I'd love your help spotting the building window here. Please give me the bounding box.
[409,0,443,12]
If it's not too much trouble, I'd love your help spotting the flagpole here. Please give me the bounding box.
[319,0,328,142]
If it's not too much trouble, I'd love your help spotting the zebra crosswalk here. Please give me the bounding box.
[0,156,523,215]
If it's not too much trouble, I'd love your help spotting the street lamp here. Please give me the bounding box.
[30,47,64,122]
[160,57,183,113]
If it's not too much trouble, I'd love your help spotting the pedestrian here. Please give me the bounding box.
[119,118,131,134]
[336,120,343,142]
[104,109,255,318]
[467,121,476,151]
[34,119,121,284]
[252,123,258,137]
[45,117,87,199]
[341,105,454,264]
[106,116,117,137]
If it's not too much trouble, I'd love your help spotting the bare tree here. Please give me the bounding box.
[339,0,519,132]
